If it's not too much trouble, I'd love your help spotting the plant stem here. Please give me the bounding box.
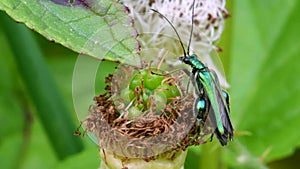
[0,12,83,160]
[99,150,187,169]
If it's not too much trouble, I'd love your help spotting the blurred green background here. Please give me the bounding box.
[1,0,300,169]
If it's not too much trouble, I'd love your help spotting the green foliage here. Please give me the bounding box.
[0,0,139,64]
[1,12,83,160]
[230,0,300,162]
[1,0,300,169]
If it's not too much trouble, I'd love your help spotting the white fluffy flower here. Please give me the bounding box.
[123,0,229,87]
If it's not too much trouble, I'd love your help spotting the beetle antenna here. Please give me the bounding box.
[187,0,196,56]
[151,9,187,57]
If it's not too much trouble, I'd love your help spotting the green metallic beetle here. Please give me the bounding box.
[152,0,233,146]
[180,54,233,146]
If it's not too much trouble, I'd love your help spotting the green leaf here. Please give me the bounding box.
[0,34,24,169]
[230,0,300,161]
[1,12,84,159]
[0,0,139,64]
